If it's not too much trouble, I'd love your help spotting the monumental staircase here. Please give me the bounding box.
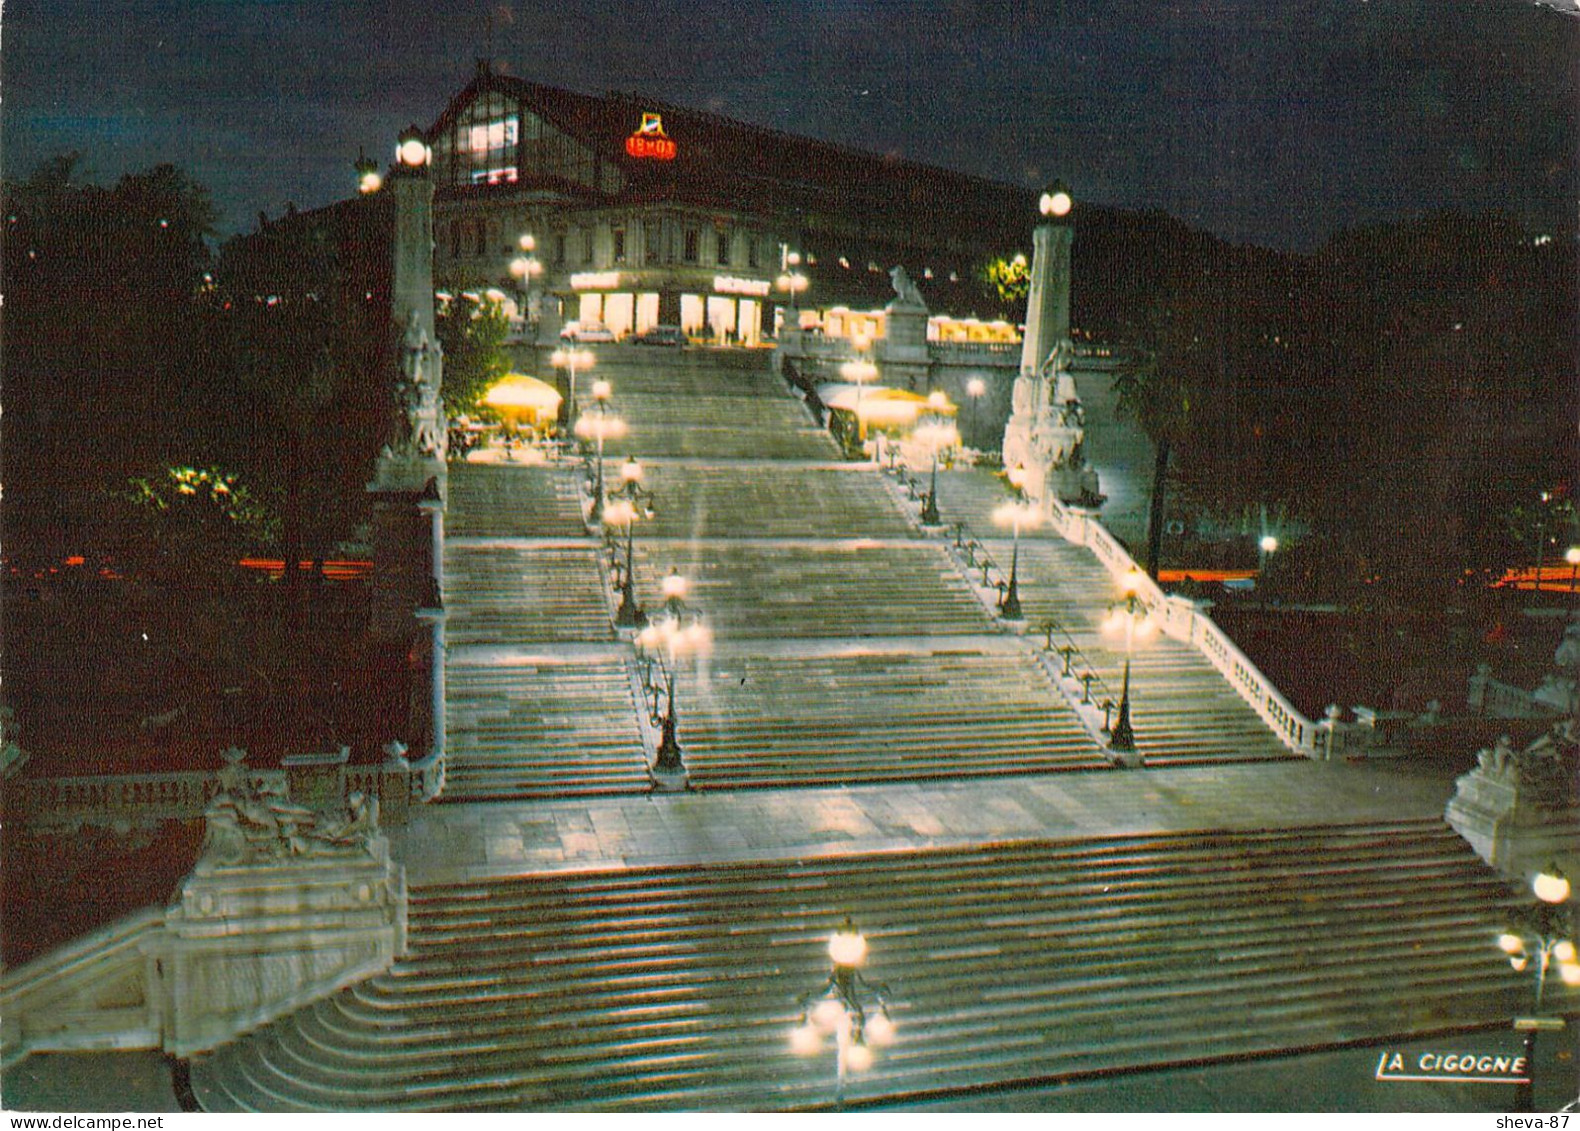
[192,818,1531,1112]
[15,346,1557,1111]
[438,346,1301,799]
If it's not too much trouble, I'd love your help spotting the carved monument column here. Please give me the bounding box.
[1003,184,1075,500]
[368,127,448,797]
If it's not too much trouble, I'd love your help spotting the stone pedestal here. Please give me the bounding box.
[162,843,405,1058]
[881,277,931,392]
[1446,731,1579,876]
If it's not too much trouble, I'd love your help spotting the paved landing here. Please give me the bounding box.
[390,760,1458,885]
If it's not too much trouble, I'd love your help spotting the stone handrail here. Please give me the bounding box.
[1043,494,1368,758]
[1,907,166,1068]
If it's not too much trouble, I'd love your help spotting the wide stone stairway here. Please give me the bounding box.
[192,818,1529,1112]
[933,470,1296,765]
[184,347,1551,1111]
[441,347,1122,798]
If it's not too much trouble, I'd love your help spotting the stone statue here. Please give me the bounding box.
[888,265,925,308]
[200,750,383,866]
[393,312,447,461]
[1471,726,1576,808]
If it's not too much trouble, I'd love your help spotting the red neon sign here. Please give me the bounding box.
[626,112,676,161]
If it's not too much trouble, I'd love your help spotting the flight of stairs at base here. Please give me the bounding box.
[191,819,1530,1112]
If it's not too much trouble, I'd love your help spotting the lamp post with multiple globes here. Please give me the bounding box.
[791,918,896,1107]
[606,456,656,628]
[839,340,878,457]
[551,345,595,429]
[915,392,958,528]
[1497,867,1578,1112]
[1103,566,1155,757]
[777,246,809,325]
[574,379,624,524]
[508,233,543,333]
[635,571,710,788]
[992,463,1039,620]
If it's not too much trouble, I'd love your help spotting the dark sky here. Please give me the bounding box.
[5,0,1577,249]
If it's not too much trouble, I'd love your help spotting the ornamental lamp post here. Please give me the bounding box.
[792,918,896,1107]
[1103,566,1155,757]
[635,580,711,789]
[839,350,879,454]
[508,234,544,331]
[551,346,594,429]
[607,456,655,628]
[992,491,1041,622]
[1566,545,1580,607]
[1499,868,1578,1112]
[777,247,809,322]
[914,394,958,527]
[573,383,623,524]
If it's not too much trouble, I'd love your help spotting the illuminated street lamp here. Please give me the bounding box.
[1566,545,1580,606]
[1039,180,1073,221]
[993,464,1040,620]
[606,456,656,628]
[354,152,382,195]
[1258,533,1278,575]
[574,380,624,523]
[1498,868,1578,1112]
[635,575,711,789]
[1103,567,1155,757]
[551,345,595,427]
[395,126,431,171]
[777,247,809,319]
[914,393,958,527]
[792,918,895,1107]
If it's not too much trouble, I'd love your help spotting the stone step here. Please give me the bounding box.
[443,545,610,646]
[191,820,1529,1112]
[446,462,586,538]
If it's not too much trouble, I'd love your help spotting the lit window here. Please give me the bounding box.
[469,116,519,154]
[470,167,519,185]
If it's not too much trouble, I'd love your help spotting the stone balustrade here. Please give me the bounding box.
[1041,492,1374,760]
[928,340,1021,361]
[6,764,416,831]
[1467,664,1565,720]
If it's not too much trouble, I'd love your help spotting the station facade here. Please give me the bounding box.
[422,62,1032,342]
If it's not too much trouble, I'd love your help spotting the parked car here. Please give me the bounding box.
[633,325,687,348]
[560,320,616,342]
